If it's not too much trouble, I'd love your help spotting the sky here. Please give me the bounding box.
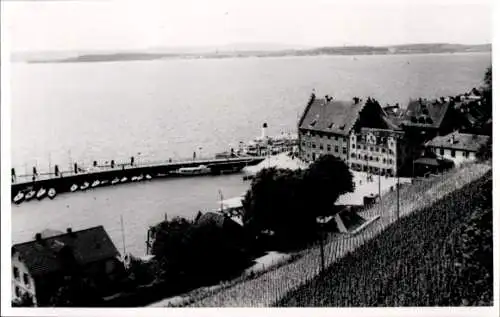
[2,0,493,52]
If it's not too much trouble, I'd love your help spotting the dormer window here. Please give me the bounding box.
[310,120,317,127]
[328,123,334,129]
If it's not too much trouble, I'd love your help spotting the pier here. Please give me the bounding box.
[11,156,265,199]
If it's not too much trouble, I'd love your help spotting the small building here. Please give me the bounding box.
[402,98,458,139]
[12,226,121,306]
[424,132,490,167]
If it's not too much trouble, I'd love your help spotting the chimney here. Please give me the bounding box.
[261,122,268,139]
[35,233,42,241]
[66,228,74,235]
[450,134,455,144]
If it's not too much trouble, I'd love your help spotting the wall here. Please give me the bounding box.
[299,129,348,163]
[348,130,400,176]
[431,147,477,166]
[12,252,37,306]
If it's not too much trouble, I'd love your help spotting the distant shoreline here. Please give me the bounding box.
[17,43,491,64]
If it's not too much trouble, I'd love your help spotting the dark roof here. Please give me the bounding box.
[195,212,242,229]
[403,99,451,129]
[414,157,454,167]
[298,97,367,135]
[12,226,120,277]
[425,132,490,152]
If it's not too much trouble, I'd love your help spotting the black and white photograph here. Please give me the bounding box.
[0,0,496,315]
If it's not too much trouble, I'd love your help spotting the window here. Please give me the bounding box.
[464,151,469,158]
[389,159,393,164]
[451,150,456,158]
[343,147,347,154]
[382,148,386,153]
[335,136,338,141]
[319,144,324,150]
[376,157,379,162]
[335,146,339,153]
[327,145,331,152]
[364,146,367,150]
[328,135,331,140]
[352,144,355,149]
[13,267,19,280]
[357,145,361,149]
[358,154,361,159]
[369,156,373,161]
[351,153,356,158]
[312,143,316,149]
[301,141,306,146]
[364,155,368,160]
[383,158,386,163]
[15,286,21,298]
[440,148,444,155]
[23,273,30,287]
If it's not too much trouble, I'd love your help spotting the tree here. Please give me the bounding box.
[150,215,250,288]
[303,155,354,217]
[242,155,354,249]
[49,275,103,307]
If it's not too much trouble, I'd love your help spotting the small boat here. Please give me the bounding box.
[13,192,24,204]
[120,177,128,183]
[48,188,57,199]
[91,180,100,188]
[101,179,109,185]
[25,190,36,201]
[145,174,152,180]
[36,188,47,200]
[136,174,144,181]
[80,182,90,190]
[70,184,79,192]
[111,178,120,185]
[131,176,138,182]
[176,165,212,176]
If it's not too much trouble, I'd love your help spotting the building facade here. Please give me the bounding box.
[298,94,409,175]
[349,128,408,176]
[11,226,121,306]
[424,131,490,167]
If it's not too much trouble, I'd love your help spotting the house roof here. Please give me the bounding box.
[195,212,243,228]
[298,96,367,135]
[403,99,451,129]
[425,132,490,152]
[12,226,119,277]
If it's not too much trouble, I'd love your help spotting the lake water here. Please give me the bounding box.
[11,52,491,255]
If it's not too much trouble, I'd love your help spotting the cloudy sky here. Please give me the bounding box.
[3,0,492,52]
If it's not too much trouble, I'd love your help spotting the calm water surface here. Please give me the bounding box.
[11,53,491,255]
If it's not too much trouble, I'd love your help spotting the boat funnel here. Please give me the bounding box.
[261,122,268,139]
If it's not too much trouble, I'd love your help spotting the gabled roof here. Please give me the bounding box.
[298,96,367,135]
[403,99,452,129]
[425,131,490,152]
[12,226,119,277]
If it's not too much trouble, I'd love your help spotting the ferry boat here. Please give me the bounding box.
[13,191,24,204]
[176,165,212,176]
[70,184,79,192]
[36,188,47,200]
[48,188,57,199]
[236,123,298,157]
[80,182,90,190]
[25,189,36,201]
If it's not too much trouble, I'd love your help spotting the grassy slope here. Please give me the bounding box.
[188,163,490,307]
[277,171,492,306]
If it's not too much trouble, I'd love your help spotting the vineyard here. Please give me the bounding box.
[278,170,493,306]
[186,162,491,307]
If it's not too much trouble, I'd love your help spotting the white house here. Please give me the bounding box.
[425,132,490,167]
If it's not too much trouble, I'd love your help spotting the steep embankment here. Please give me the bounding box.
[278,170,492,306]
[188,163,491,307]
